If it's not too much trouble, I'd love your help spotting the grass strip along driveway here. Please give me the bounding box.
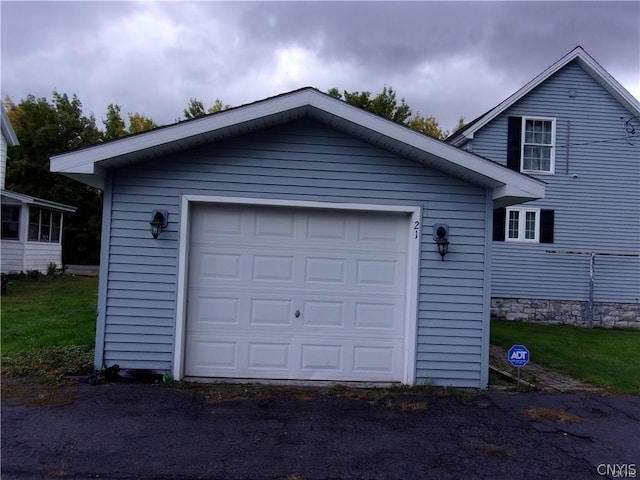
[1,276,639,395]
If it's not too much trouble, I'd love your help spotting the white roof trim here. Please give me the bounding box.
[1,106,19,146]
[51,87,544,204]
[51,91,317,174]
[1,189,76,212]
[449,46,640,147]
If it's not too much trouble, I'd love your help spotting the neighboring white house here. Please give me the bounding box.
[1,106,76,274]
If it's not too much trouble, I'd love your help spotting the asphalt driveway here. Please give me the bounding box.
[2,380,638,479]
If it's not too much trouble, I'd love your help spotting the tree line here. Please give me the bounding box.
[3,87,463,265]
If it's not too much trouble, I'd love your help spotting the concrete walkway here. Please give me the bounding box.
[489,345,602,393]
[64,265,99,277]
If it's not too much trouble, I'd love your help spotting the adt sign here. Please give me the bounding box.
[508,345,530,368]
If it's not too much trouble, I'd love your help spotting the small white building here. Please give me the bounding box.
[1,106,75,274]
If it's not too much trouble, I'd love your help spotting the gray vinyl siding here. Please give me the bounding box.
[471,61,640,303]
[1,133,7,189]
[100,118,490,387]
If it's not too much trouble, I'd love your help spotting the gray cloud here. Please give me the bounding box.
[2,1,638,132]
[236,2,492,69]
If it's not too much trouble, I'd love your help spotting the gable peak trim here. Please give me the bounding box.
[447,46,640,146]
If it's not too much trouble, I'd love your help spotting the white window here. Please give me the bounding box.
[505,207,540,242]
[28,207,61,243]
[521,117,555,174]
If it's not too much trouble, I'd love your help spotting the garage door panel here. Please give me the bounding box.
[357,215,405,243]
[187,334,403,381]
[192,205,409,250]
[187,339,238,369]
[302,300,345,327]
[189,291,404,335]
[355,301,401,330]
[193,205,245,238]
[186,204,410,382]
[304,257,347,284]
[254,210,296,239]
[190,245,405,293]
[305,214,348,241]
[252,255,295,281]
[197,252,242,280]
[353,345,396,373]
[300,338,402,380]
[189,294,240,325]
[356,259,403,287]
[248,342,290,370]
[249,299,293,326]
[300,344,343,371]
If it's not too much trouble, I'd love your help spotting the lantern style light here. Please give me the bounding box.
[433,224,449,261]
[150,210,168,239]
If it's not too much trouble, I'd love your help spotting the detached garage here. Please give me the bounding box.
[51,88,544,388]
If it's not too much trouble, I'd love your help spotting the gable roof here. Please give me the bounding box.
[1,106,19,146]
[51,87,544,207]
[1,189,76,212]
[447,46,640,147]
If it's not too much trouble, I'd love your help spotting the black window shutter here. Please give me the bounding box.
[540,209,554,243]
[493,208,506,241]
[507,116,522,171]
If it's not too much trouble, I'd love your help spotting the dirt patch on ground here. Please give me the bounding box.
[1,376,78,407]
[521,407,584,424]
[471,442,514,458]
[2,374,472,411]
[173,380,476,407]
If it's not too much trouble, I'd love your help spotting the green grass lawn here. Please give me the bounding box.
[491,320,640,395]
[1,276,98,377]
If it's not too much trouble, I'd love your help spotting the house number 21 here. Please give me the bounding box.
[414,221,420,239]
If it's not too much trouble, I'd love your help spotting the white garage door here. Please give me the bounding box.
[185,203,411,382]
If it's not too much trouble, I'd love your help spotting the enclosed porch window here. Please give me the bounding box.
[1,205,21,240]
[28,207,62,243]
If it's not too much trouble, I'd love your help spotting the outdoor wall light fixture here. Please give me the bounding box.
[433,224,449,261]
[150,210,168,239]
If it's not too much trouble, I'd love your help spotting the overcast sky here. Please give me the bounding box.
[2,1,639,132]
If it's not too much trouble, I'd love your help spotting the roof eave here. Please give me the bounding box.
[575,56,640,116]
[1,107,19,146]
[1,189,77,212]
[491,183,545,208]
[51,91,316,173]
[50,88,544,203]
[447,132,472,148]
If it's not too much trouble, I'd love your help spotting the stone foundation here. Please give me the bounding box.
[491,297,640,329]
